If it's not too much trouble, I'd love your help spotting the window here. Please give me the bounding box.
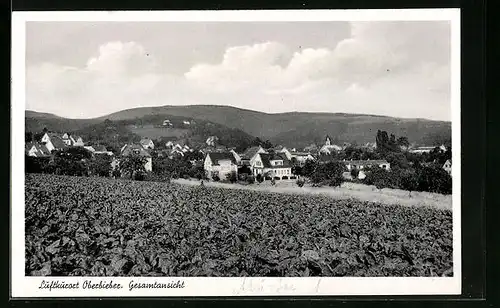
[256,161,261,167]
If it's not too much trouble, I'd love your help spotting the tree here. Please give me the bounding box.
[291,165,303,176]
[363,166,399,189]
[262,140,273,149]
[397,136,410,149]
[399,169,419,197]
[25,132,33,143]
[350,167,360,179]
[310,161,345,187]
[376,130,389,153]
[189,164,206,180]
[90,154,112,177]
[251,137,263,147]
[226,171,238,183]
[246,175,255,184]
[389,134,397,151]
[53,147,93,176]
[119,154,147,180]
[256,173,264,183]
[386,152,410,169]
[302,160,317,177]
[416,166,452,195]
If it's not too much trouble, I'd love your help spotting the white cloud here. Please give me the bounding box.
[26,22,451,120]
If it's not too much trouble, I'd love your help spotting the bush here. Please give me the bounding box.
[212,174,220,182]
[133,171,146,181]
[310,161,345,187]
[89,154,112,177]
[416,166,452,195]
[350,167,360,178]
[112,169,121,178]
[290,176,297,180]
[226,171,237,183]
[282,176,289,180]
[265,176,272,181]
[296,178,305,187]
[25,156,52,174]
[256,174,264,183]
[246,175,255,184]
[238,173,248,182]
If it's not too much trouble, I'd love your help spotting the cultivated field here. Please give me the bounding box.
[175,178,453,210]
[25,174,453,277]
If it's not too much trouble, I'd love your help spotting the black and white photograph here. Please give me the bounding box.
[12,9,461,297]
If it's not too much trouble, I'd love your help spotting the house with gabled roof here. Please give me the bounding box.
[61,133,84,146]
[342,159,390,171]
[140,138,154,150]
[251,152,294,180]
[93,145,113,156]
[41,133,67,153]
[279,147,315,166]
[204,152,238,179]
[120,144,152,172]
[25,142,50,157]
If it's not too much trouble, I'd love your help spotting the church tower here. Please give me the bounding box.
[325,135,332,146]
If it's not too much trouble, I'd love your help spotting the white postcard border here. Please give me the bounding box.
[11,9,461,298]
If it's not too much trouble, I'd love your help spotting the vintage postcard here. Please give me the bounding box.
[11,9,461,298]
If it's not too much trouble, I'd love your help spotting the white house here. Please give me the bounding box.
[41,133,67,153]
[206,136,219,147]
[319,135,342,155]
[443,159,452,175]
[25,142,50,157]
[240,146,267,162]
[73,135,84,147]
[204,152,238,179]
[162,119,173,127]
[61,133,84,147]
[251,152,294,180]
[342,159,391,171]
[409,145,447,155]
[183,120,191,125]
[279,147,315,165]
[140,138,154,150]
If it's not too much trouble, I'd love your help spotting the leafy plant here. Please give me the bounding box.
[25,173,453,277]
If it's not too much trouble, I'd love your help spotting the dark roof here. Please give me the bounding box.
[207,152,237,165]
[342,160,389,165]
[241,146,264,159]
[140,138,153,144]
[49,135,67,149]
[26,142,50,156]
[94,145,108,152]
[258,153,291,169]
[121,144,151,157]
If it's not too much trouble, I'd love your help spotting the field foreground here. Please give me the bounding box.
[25,174,453,277]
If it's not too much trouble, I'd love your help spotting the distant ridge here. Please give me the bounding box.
[25,105,451,147]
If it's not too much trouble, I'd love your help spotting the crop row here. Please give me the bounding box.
[25,174,453,277]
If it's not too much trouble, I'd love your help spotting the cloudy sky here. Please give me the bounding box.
[25,21,451,120]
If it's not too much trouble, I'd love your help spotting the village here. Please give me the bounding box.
[25,124,452,192]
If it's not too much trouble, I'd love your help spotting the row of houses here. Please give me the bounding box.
[203,144,393,181]
[26,133,85,157]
